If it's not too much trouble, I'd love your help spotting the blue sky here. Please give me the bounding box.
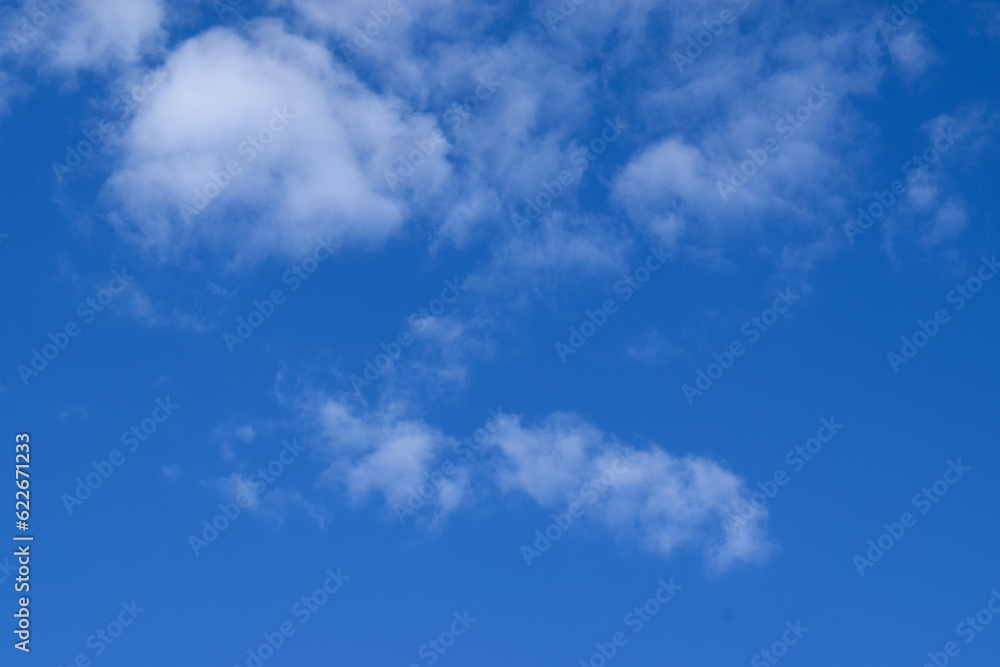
[1,0,1000,665]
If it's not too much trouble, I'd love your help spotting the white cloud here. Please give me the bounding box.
[211,420,268,462]
[886,29,937,79]
[612,137,704,245]
[120,287,211,333]
[103,20,449,262]
[310,396,471,523]
[626,327,677,365]
[48,0,164,70]
[879,109,997,256]
[298,391,771,572]
[968,2,1000,40]
[283,0,455,43]
[403,314,496,393]
[470,212,632,301]
[216,472,262,509]
[486,412,772,573]
[278,0,617,249]
[234,424,256,443]
[1,0,165,71]
[921,198,967,247]
[224,350,766,570]
[215,473,326,526]
[611,11,913,265]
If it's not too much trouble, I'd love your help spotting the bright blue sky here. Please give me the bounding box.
[2,0,1000,665]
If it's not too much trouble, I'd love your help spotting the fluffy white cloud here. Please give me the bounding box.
[469,212,633,301]
[921,198,968,247]
[119,286,211,333]
[486,412,772,573]
[311,397,471,524]
[282,0,629,249]
[299,392,770,572]
[216,472,326,526]
[610,7,930,265]
[967,2,1000,40]
[1,0,165,71]
[284,0,455,44]
[103,20,449,262]
[876,110,997,256]
[886,28,938,79]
